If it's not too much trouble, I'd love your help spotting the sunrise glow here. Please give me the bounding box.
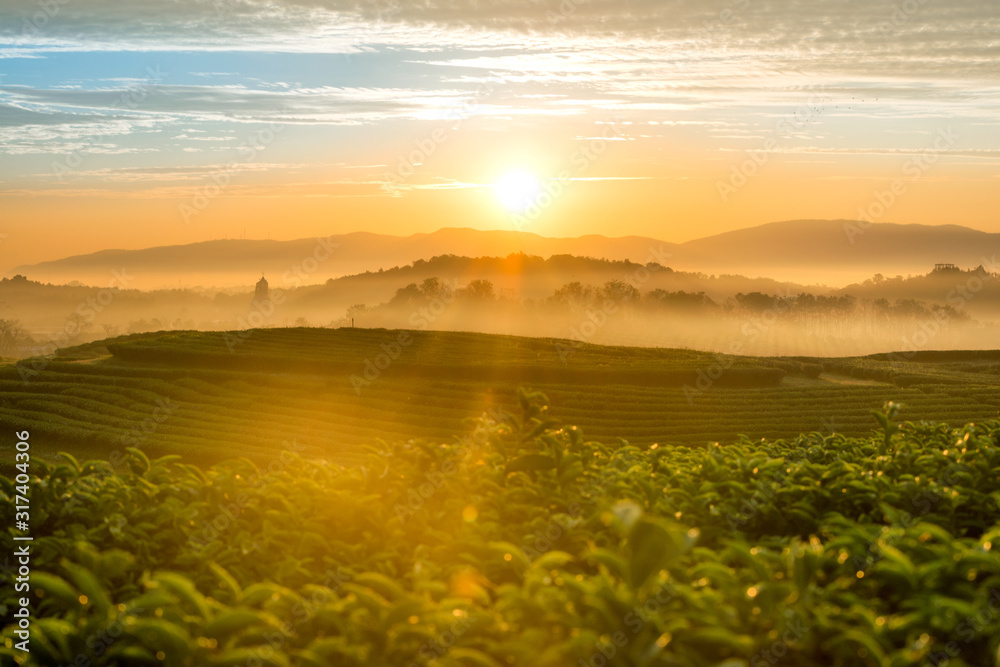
[494,170,542,213]
[0,1,997,268]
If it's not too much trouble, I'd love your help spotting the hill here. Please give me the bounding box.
[3,328,999,467]
[7,229,678,290]
[679,220,1000,283]
[9,220,1000,289]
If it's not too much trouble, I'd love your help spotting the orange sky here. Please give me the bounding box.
[1,1,998,270]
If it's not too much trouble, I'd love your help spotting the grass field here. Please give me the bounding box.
[2,327,1000,468]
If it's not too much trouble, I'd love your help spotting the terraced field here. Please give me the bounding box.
[1,328,999,467]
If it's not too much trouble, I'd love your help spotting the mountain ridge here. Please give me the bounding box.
[9,220,998,289]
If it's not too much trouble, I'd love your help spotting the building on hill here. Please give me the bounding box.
[250,274,271,310]
[933,263,959,272]
[254,275,269,300]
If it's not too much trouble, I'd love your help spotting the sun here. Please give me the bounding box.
[494,170,542,213]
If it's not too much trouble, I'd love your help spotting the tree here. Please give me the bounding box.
[734,292,778,312]
[419,277,452,300]
[64,312,93,339]
[420,277,441,296]
[389,283,423,307]
[460,280,495,300]
[645,290,715,310]
[345,304,369,319]
[551,282,595,311]
[0,319,29,356]
[601,280,639,304]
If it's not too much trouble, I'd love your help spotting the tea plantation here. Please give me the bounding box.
[2,390,1000,666]
[1,328,999,467]
[3,329,1000,665]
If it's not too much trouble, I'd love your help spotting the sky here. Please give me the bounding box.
[0,0,998,269]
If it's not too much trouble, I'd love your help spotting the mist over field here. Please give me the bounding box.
[10,220,1000,290]
[4,240,1000,359]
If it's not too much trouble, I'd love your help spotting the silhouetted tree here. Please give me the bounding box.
[460,280,495,300]
[601,280,640,304]
[645,290,716,310]
[389,283,423,307]
[0,319,29,356]
[734,292,780,312]
[419,277,452,300]
[551,282,595,311]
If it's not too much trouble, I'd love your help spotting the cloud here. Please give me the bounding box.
[0,83,475,124]
[0,103,114,127]
[3,1,997,133]
[1,0,998,191]
[0,117,163,155]
[1,0,996,79]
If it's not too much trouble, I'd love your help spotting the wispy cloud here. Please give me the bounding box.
[0,0,997,237]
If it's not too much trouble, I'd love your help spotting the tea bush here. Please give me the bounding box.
[3,391,1000,666]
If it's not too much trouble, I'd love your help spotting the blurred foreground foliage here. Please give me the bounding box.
[3,391,1000,666]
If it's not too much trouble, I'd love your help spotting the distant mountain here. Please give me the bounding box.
[678,220,1000,283]
[9,229,677,290]
[9,220,999,289]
